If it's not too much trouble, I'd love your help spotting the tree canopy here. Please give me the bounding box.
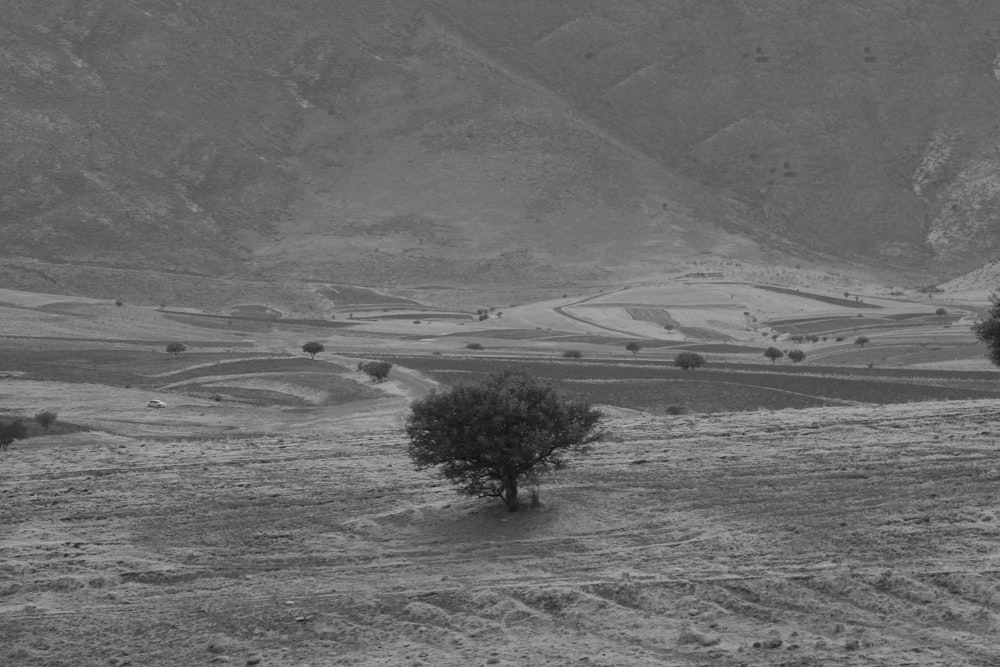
[406,371,602,512]
[973,295,1000,366]
[359,360,392,382]
[764,347,784,363]
[625,341,642,358]
[302,341,325,358]
[673,352,705,370]
[165,342,186,356]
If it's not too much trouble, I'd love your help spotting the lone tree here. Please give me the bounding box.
[0,419,27,452]
[935,307,948,317]
[302,341,324,359]
[562,350,584,359]
[165,342,186,356]
[764,346,784,364]
[787,349,806,364]
[406,371,602,512]
[359,360,392,382]
[34,410,57,431]
[625,341,642,358]
[855,336,870,348]
[973,295,1000,366]
[673,352,706,370]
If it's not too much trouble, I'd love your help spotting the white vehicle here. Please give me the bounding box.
[147,400,166,409]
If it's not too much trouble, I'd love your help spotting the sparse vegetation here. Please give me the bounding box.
[855,336,870,348]
[764,347,784,364]
[625,341,642,358]
[787,349,806,363]
[664,404,689,415]
[165,342,186,356]
[973,295,1000,366]
[359,360,393,382]
[0,419,27,452]
[673,352,706,370]
[302,341,324,359]
[34,410,57,431]
[405,371,602,512]
[563,350,584,359]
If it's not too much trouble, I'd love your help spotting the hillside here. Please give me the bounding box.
[4,1,1000,295]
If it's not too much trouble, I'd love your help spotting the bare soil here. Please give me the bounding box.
[4,395,1000,666]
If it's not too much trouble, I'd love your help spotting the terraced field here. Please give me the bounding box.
[382,355,1000,414]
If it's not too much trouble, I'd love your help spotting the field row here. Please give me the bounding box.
[383,355,1000,413]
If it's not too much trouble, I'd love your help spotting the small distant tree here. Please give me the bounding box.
[625,341,642,358]
[764,347,784,364]
[406,371,602,512]
[973,295,1000,366]
[0,420,27,452]
[787,349,806,363]
[115,299,123,307]
[34,410,57,431]
[465,343,484,350]
[165,342,186,356]
[302,341,324,359]
[359,360,392,382]
[563,350,584,359]
[855,336,870,348]
[674,352,706,370]
[935,307,948,317]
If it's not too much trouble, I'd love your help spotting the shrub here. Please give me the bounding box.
[465,343,484,350]
[302,341,325,359]
[165,342,186,356]
[935,307,947,317]
[563,350,584,359]
[673,352,705,370]
[359,360,392,382]
[0,419,27,452]
[664,404,689,415]
[406,371,602,512]
[787,349,806,363]
[764,347,784,363]
[34,410,57,431]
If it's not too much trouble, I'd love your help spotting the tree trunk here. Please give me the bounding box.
[501,474,519,512]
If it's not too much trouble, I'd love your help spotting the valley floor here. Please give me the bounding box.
[4,397,1000,666]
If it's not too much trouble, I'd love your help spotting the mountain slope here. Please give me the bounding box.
[3,1,1000,295]
[429,0,1000,273]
